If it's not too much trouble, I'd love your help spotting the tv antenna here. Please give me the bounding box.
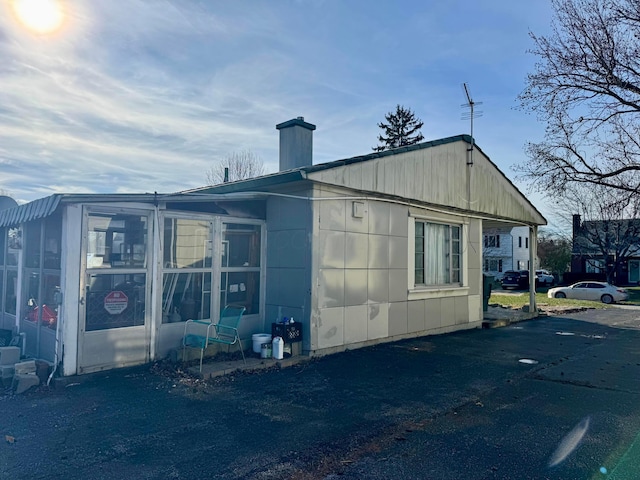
[461,83,482,166]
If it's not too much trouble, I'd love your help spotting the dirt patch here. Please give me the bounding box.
[538,305,592,315]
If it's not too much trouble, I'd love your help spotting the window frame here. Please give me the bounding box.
[220,221,264,316]
[484,258,503,273]
[408,215,468,300]
[484,234,500,248]
[160,214,214,324]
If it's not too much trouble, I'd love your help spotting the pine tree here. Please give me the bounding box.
[373,104,424,152]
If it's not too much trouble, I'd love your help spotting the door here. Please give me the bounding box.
[78,209,152,374]
[629,260,640,284]
[570,282,590,300]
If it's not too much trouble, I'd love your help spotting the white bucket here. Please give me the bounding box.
[252,334,272,354]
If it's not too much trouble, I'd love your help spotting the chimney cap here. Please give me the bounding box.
[276,117,316,131]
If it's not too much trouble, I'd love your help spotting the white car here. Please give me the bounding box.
[536,269,554,286]
[547,281,628,304]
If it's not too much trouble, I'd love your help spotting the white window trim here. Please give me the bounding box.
[408,215,469,300]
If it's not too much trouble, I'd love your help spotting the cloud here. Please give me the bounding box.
[0,0,555,211]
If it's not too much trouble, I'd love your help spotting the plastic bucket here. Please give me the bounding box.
[252,334,272,354]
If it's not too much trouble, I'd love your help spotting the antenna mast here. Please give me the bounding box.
[461,83,482,166]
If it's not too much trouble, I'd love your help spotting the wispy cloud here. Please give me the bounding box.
[0,0,554,218]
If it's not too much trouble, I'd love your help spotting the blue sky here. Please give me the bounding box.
[0,0,555,219]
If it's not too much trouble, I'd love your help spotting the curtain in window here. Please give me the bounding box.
[425,223,449,284]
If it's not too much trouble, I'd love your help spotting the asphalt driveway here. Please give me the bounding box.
[2,308,640,479]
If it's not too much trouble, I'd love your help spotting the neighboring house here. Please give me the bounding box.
[482,226,533,279]
[570,214,640,285]
[0,118,546,377]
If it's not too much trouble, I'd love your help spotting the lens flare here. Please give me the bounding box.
[10,0,65,35]
[548,416,591,467]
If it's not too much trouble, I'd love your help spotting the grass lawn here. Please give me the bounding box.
[490,286,640,310]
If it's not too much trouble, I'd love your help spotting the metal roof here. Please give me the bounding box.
[0,195,62,228]
[185,136,474,196]
[1,134,545,227]
[0,191,271,228]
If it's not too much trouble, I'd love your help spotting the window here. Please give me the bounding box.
[221,223,261,314]
[585,259,604,273]
[86,214,148,268]
[85,212,149,331]
[525,237,529,249]
[3,228,19,316]
[22,217,62,332]
[415,221,461,286]
[519,236,522,248]
[484,235,500,248]
[0,226,5,266]
[484,258,502,272]
[162,217,213,323]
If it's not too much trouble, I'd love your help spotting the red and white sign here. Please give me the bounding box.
[104,291,128,315]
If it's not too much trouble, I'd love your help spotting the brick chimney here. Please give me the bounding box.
[276,117,316,171]
[572,214,581,241]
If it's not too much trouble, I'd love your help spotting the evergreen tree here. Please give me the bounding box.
[373,104,424,152]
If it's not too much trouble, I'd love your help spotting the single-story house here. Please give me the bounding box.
[0,117,546,377]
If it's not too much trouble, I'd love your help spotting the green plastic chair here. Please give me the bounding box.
[182,305,247,372]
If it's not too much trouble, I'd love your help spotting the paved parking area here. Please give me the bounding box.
[2,308,640,479]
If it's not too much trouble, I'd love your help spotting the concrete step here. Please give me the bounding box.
[14,360,36,375]
[0,346,20,365]
[12,373,40,394]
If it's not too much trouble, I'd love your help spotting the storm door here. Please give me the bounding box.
[78,209,152,373]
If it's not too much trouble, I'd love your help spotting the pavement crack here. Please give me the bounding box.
[529,374,640,394]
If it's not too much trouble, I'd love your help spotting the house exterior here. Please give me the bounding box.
[483,226,533,279]
[570,214,640,285]
[0,118,546,377]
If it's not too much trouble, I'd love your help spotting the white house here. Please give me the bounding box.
[483,226,535,279]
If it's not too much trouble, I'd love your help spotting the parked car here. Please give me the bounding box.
[547,281,628,304]
[501,270,529,290]
[535,269,554,286]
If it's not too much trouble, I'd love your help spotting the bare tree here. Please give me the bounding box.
[558,185,640,283]
[373,105,424,152]
[517,0,640,197]
[206,150,265,185]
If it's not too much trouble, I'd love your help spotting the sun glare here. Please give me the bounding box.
[11,0,65,35]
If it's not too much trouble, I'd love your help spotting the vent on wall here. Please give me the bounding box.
[352,201,365,218]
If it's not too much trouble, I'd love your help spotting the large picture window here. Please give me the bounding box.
[415,221,461,286]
